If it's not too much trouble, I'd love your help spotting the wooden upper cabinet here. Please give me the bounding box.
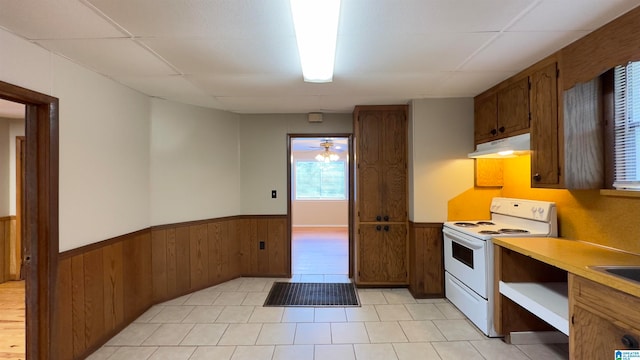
[497,77,530,137]
[355,106,408,223]
[474,93,498,144]
[474,77,530,145]
[530,62,559,187]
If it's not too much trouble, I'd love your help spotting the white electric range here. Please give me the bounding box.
[442,197,557,337]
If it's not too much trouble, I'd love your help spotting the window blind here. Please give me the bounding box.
[613,61,640,190]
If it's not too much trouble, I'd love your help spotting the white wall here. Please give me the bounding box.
[408,98,475,222]
[150,99,241,225]
[239,113,352,215]
[0,120,9,217]
[53,56,151,251]
[1,28,152,252]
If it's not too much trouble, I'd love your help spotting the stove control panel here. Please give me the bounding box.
[490,197,556,221]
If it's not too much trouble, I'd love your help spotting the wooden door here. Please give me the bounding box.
[530,62,559,186]
[381,111,407,222]
[497,77,530,137]
[571,305,640,360]
[474,93,498,144]
[358,224,407,284]
[356,110,383,222]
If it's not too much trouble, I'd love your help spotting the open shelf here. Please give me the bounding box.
[499,281,569,335]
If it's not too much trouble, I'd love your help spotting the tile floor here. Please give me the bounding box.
[87,275,569,360]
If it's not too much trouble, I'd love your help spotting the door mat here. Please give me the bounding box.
[264,282,360,307]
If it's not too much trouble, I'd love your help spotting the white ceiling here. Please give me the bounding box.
[0,0,638,115]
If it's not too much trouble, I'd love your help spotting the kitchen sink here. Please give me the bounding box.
[590,266,640,284]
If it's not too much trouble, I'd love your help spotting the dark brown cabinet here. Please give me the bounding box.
[474,77,530,145]
[530,61,560,187]
[570,275,640,359]
[353,105,408,286]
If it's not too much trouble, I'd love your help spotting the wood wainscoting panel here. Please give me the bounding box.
[102,242,124,333]
[408,222,444,298]
[122,232,153,323]
[55,214,288,359]
[0,216,17,283]
[189,224,209,290]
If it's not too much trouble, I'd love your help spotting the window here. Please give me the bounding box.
[295,160,346,199]
[613,61,640,190]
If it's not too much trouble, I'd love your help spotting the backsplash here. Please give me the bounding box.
[449,155,640,255]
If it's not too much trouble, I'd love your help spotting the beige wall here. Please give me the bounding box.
[150,99,242,225]
[409,98,475,222]
[239,113,352,215]
[1,28,152,252]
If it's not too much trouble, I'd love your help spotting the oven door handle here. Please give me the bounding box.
[446,231,484,250]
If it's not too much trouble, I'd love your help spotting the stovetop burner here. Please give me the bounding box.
[478,230,501,235]
[498,228,530,234]
[454,222,478,227]
[476,221,495,226]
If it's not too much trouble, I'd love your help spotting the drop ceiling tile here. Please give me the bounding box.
[461,30,589,72]
[188,74,341,98]
[86,0,294,38]
[141,37,300,75]
[215,95,325,114]
[438,71,517,97]
[339,0,534,35]
[508,0,640,31]
[336,32,494,74]
[114,75,225,109]
[0,0,125,39]
[35,38,178,77]
[335,73,451,98]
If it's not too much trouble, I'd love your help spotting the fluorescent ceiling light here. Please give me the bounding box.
[290,0,341,83]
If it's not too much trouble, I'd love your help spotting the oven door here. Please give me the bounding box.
[443,227,489,298]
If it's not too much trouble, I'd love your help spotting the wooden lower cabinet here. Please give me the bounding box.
[570,274,640,359]
[408,222,443,298]
[356,223,408,285]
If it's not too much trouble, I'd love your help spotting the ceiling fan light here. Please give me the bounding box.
[290,0,341,83]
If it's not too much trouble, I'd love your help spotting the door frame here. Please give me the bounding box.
[287,134,354,278]
[15,135,25,280]
[0,80,59,359]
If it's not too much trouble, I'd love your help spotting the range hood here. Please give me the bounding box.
[468,133,531,159]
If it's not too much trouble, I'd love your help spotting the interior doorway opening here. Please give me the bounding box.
[288,135,353,281]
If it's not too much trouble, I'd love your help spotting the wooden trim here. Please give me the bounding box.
[0,216,16,221]
[150,215,243,231]
[0,80,59,360]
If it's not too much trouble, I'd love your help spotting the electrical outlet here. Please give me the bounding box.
[259,241,265,250]
[271,190,277,198]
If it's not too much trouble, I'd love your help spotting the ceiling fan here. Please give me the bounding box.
[315,140,340,162]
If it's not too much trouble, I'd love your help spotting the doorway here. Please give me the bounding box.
[0,81,59,359]
[0,101,25,358]
[287,134,353,281]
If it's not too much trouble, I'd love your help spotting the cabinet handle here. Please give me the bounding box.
[383,215,389,221]
[383,225,390,232]
[490,129,497,136]
[376,225,382,231]
[498,126,505,133]
[533,173,542,182]
[376,215,382,221]
[621,334,639,349]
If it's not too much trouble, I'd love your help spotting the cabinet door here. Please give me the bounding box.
[572,305,640,360]
[381,110,407,222]
[530,62,559,186]
[356,111,384,222]
[358,224,407,284]
[497,77,530,137]
[474,93,498,144]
